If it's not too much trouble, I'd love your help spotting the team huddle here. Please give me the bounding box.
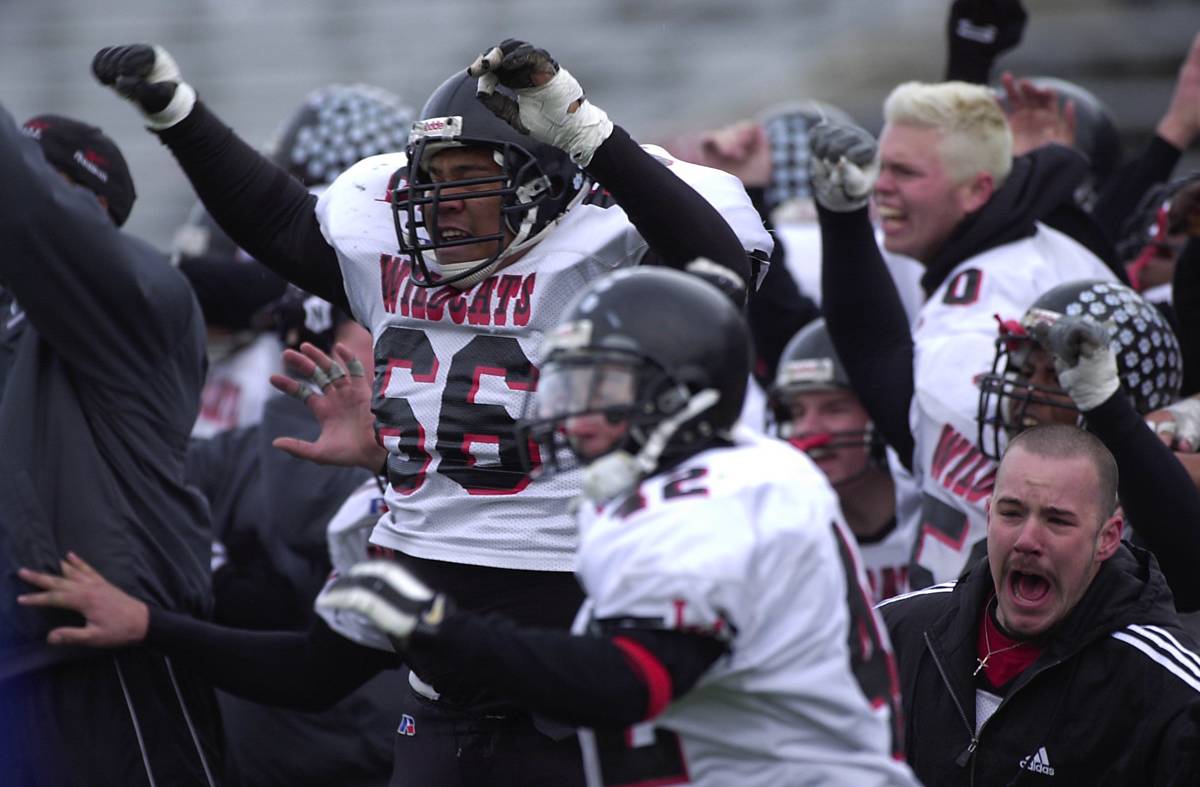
[3,3,1200,785]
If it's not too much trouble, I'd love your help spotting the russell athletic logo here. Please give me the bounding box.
[1019,746,1055,776]
[397,714,416,736]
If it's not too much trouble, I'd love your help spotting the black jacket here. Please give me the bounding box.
[0,103,212,681]
[880,545,1200,786]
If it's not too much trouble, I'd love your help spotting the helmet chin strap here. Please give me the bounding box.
[581,388,720,504]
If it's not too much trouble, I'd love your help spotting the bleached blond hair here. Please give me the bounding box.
[883,81,1012,188]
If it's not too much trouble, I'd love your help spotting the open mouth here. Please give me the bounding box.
[1009,569,1052,606]
[877,205,906,232]
[439,228,471,242]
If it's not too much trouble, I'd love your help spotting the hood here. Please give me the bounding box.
[920,144,1090,295]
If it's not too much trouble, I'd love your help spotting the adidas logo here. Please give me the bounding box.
[1019,746,1055,776]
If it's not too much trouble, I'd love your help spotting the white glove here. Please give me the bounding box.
[316,560,450,648]
[807,121,879,212]
[467,39,613,167]
[92,44,197,130]
[1155,397,1200,451]
[1034,316,1120,412]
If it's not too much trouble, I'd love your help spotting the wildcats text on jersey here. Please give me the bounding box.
[929,423,995,505]
[379,253,534,327]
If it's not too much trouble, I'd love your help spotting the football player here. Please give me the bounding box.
[319,267,919,787]
[804,85,1117,588]
[769,319,917,603]
[87,38,769,784]
[180,83,414,437]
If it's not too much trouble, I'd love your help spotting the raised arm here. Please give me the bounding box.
[0,103,194,383]
[91,44,349,312]
[465,40,752,300]
[808,121,917,468]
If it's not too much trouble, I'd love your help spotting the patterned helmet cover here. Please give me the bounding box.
[760,100,854,215]
[268,83,414,188]
[1048,280,1182,411]
[977,279,1183,459]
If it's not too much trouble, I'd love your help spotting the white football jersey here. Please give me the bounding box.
[908,223,1116,587]
[573,431,917,787]
[776,220,925,322]
[315,149,771,571]
[315,479,395,651]
[191,333,284,437]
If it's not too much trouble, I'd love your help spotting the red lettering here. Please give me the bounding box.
[425,287,455,322]
[467,277,497,326]
[379,254,410,314]
[514,273,536,327]
[447,290,468,324]
[410,285,428,320]
[930,425,971,480]
[493,275,522,326]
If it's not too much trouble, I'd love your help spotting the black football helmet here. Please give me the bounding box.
[391,71,590,289]
[767,319,886,474]
[977,279,1182,460]
[266,83,414,189]
[518,267,750,499]
[264,284,352,353]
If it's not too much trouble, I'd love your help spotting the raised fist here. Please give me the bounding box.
[1031,315,1119,412]
[466,39,612,166]
[947,0,1028,64]
[807,121,879,212]
[92,44,196,129]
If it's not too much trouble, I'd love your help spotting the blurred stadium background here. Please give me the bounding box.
[1,0,1196,248]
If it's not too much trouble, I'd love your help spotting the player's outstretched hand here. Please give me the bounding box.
[1000,71,1077,156]
[270,341,387,473]
[808,121,878,212]
[1157,32,1200,151]
[317,560,452,648]
[17,552,149,648]
[92,44,196,129]
[1031,315,1119,412]
[467,39,613,166]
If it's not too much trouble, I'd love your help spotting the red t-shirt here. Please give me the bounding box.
[976,599,1042,688]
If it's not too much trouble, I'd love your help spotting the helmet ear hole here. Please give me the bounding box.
[656,386,687,415]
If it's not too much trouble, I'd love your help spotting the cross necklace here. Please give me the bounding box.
[974,599,1030,677]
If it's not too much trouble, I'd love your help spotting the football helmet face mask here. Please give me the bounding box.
[767,319,886,485]
[518,268,750,501]
[977,279,1183,460]
[391,72,590,289]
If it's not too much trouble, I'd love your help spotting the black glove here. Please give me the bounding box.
[808,121,879,212]
[316,560,453,649]
[945,0,1028,84]
[92,44,196,129]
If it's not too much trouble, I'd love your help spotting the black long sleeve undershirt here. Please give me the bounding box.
[586,126,752,297]
[817,204,916,469]
[1172,239,1200,397]
[155,103,350,314]
[1084,390,1200,612]
[415,613,725,730]
[145,607,399,711]
[1092,136,1183,248]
